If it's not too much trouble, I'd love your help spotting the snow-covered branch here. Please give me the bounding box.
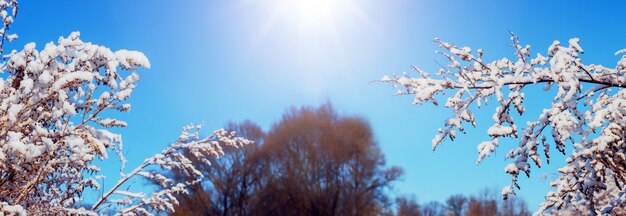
[91,125,251,215]
[0,1,251,215]
[0,27,150,212]
[382,32,626,215]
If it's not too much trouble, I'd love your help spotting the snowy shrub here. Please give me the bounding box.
[0,1,250,215]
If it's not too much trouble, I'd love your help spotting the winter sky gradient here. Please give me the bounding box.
[12,0,626,209]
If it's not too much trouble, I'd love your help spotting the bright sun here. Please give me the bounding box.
[270,0,356,34]
[290,0,340,29]
[243,0,370,95]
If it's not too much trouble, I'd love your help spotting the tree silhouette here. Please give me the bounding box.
[173,104,403,216]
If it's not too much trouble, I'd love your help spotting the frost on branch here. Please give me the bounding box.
[90,125,251,215]
[0,0,16,53]
[382,32,626,215]
[0,1,251,214]
[0,28,151,214]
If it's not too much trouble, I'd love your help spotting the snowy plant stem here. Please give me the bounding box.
[92,147,178,211]
[91,162,150,211]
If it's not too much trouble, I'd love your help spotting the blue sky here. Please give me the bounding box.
[12,0,626,210]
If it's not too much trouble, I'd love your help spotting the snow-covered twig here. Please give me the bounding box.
[383,34,626,215]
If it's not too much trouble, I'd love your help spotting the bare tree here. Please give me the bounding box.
[174,104,403,216]
[396,195,422,216]
[254,104,403,216]
[422,201,445,216]
[445,194,467,216]
[466,188,498,216]
[499,196,531,216]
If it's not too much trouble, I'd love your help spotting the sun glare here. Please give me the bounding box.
[291,0,339,29]
[244,0,371,95]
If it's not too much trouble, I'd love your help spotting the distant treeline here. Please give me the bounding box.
[167,104,530,216]
[396,189,531,216]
